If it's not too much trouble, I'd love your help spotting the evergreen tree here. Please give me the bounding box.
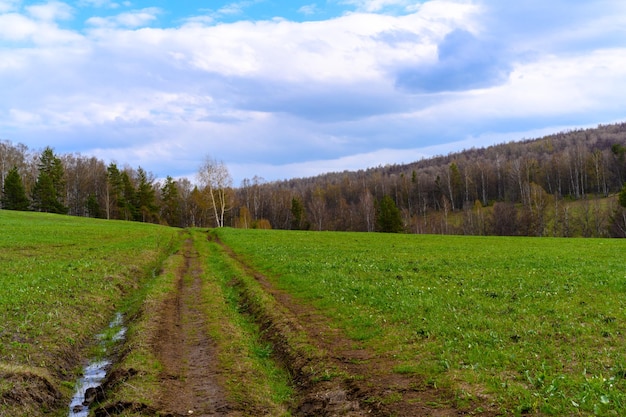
[86,193,101,218]
[32,173,60,213]
[161,176,181,227]
[376,195,404,233]
[136,167,158,222]
[1,166,30,210]
[120,171,138,221]
[106,163,124,219]
[31,147,67,214]
[291,197,305,230]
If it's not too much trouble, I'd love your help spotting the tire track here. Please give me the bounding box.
[154,239,232,416]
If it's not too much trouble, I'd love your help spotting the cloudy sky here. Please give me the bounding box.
[1,0,625,184]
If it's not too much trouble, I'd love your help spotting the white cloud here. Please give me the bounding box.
[505,55,618,113]
[217,2,246,16]
[0,13,38,41]
[77,0,122,8]
[182,15,214,26]
[340,0,413,13]
[1,0,626,183]
[0,49,29,70]
[452,49,626,120]
[298,4,318,15]
[86,7,160,28]
[172,6,475,84]
[26,1,73,21]
[0,0,20,13]
[9,108,42,124]
[0,12,83,44]
[214,0,261,17]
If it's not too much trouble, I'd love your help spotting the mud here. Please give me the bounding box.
[0,368,62,414]
[151,239,232,416]
[68,312,127,417]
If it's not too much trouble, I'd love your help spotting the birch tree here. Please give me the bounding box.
[198,156,232,227]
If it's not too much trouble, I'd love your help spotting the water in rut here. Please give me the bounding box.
[68,312,126,417]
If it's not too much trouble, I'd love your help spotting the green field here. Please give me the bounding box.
[2,209,626,415]
[0,210,178,415]
[215,228,626,415]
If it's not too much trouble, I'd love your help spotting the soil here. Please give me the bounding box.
[151,239,233,416]
[0,367,63,415]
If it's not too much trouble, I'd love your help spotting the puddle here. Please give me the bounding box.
[106,312,127,342]
[68,312,126,417]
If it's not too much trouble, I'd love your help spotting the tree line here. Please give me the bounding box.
[0,144,231,229]
[1,122,626,236]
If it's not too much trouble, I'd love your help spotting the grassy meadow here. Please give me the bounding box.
[2,208,626,416]
[216,228,626,415]
[0,210,177,415]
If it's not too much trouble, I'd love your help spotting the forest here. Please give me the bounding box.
[1,122,626,237]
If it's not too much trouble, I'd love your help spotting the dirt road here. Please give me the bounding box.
[152,239,232,416]
[94,234,496,416]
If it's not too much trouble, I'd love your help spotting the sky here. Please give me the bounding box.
[1,0,626,185]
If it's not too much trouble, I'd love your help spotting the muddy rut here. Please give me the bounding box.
[153,239,231,416]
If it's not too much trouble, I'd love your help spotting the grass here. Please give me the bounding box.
[215,228,626,415]
[3,208,625,415]
[0,210,177,416]
[0,211,176,364]
[99,229,292,415]
[0,212,292,415]
[193,229,293,412]
[98,234,184,410]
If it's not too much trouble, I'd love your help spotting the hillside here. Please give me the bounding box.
[235,122,626,236]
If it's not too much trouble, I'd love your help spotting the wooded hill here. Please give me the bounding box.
[2,122,626,237]
[235,122,626,237]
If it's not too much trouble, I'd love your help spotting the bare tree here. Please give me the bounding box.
[360,188,375,232]
[198,156,233,227]
[0,141,30,196]
[308,186,326,231]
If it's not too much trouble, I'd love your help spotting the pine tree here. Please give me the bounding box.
[86,193,101,218]
[31,147,67,214]
[291,197,305,230]
[106,163,124,219]
[136,167,158,222]
[376,195,404,233]
[1,166,30,210]
[161,176,181,227]
[120,171,138,221]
